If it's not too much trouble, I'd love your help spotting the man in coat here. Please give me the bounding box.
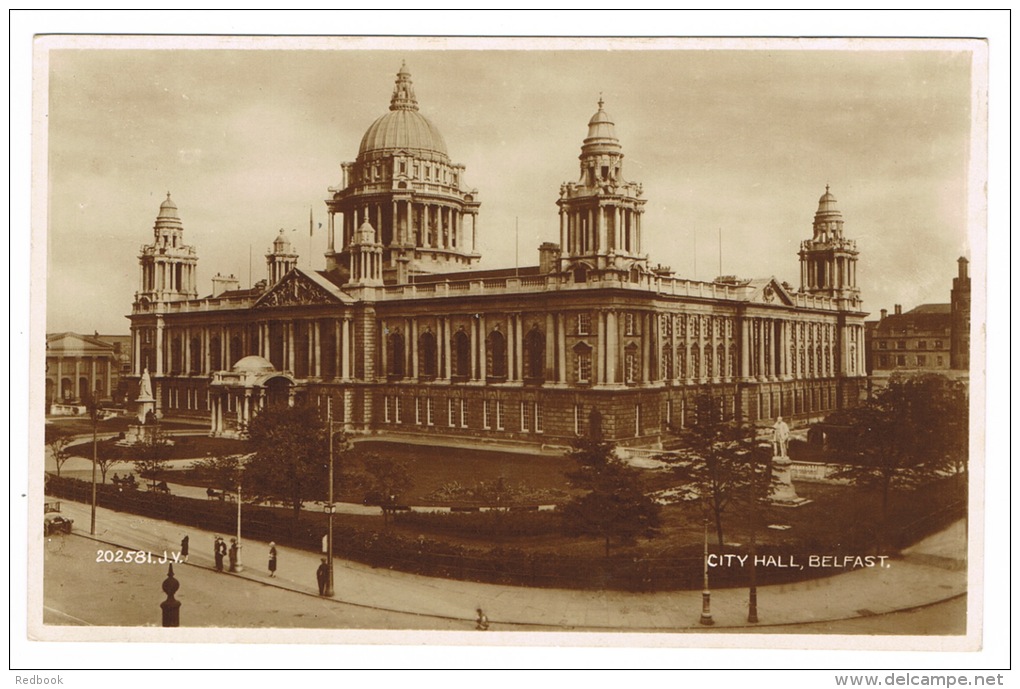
[214,536,226,572]
[316,557,329,595]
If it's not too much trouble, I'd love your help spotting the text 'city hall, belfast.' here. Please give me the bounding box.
[128,64,867,446]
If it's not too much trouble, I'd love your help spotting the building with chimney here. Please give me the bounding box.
[865,258,970,385]
[126,64,868,446]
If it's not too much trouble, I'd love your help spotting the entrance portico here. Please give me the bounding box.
[209,355,298,437]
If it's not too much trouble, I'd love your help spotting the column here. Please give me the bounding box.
[442,317,452,380]
[470,317,478,381]
[155,319,165,376]
[556,314,567,384]
[514,314,524,382]
[596,310,606,384]
[740,318,751,381]
[641,313,651,383]
[606,310,618,384]
[477,315,486,379]
[559,210,567,257]
[410,318,419,379]
[341,318,352,380]
[133,327,141,376]
[106,357,112,397]
[286,323,295,373]
[313,320,321,378]
[545,313,556,381]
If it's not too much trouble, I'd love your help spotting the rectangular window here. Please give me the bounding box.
[916,355,926,367]
[937,356,944,366]
[426,398,435,426]
[879,355,889,367]
[534,402,543,434]
[897,340,906,350]
[878,341,888,350]
[574,404,582,435]
[577,313,591,335]
[447,398,456,427]
[496,400,504,430]
[625,312,636,336]
[521,402,530,432]
[384,396,392,423]
[934,340,944,349]
[395,396,402,424]
[415,397,422,425]
[483,400,491,429]
[664,400,673,430]
[577,352,592,383]
[918,341,927,349]
[635,404,642,437]
[460,399,468,428]
[896,355,906,366]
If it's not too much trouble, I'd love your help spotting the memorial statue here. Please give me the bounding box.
[138,367,154,401]
[772,416,791,459]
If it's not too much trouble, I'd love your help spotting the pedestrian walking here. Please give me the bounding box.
[214,536,226,572]
[228,538,239,573]
[268,542,277,578]
[475,608,490,631]
[180,534,189,563]
[316,557,329,595]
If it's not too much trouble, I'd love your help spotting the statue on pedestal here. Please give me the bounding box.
[772,416,790,459]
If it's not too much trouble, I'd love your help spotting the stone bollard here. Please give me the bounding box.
[160,563,181,627]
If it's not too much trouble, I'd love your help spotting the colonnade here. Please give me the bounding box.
[47,356,113,401]
[138,257,197,298]
[801,255,857,292]
[328,200,479,255]
[559,203,642,257]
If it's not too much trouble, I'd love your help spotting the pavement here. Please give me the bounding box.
[44,497,968,632]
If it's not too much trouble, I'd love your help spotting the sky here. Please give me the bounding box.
[43,38,978,335]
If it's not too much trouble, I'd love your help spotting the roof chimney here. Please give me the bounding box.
[894,304,902,315]
[958,256,969,279]
[880,308,887,320]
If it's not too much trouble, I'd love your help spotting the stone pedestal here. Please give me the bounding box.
[770,455,812,507]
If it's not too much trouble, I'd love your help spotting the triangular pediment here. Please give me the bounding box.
[746,278,795,306]
[46,332,114,355]
[253,269,345,309]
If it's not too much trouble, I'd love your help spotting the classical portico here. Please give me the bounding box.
[208,356,297,437]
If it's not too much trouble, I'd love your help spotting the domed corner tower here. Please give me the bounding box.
[798,185,861,310]
[556,98,648,284]
[135,192,199,307]
[325,63,481,284]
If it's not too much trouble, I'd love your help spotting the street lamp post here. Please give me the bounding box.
[324,401,338,598]
[747,448,760,624]
[700,517,714,625]
[88,392,98,536]
[234,480,244,572]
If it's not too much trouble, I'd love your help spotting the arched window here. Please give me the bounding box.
[728,344,737,380]
[419,330,437,378]
[691,344,700,380]
[230,336,243,367]
[190,337,202,374]
[210,336,222,372]
[171,337,182,374]
[677,345,687,379]
[626,344,640,383]
[524,327,544,381]
[573,265,588,284]
[453,329,470,378]
[717,344,726,379]
[487,329,507,379]
[704,344,713,379]
[389,333,406,378]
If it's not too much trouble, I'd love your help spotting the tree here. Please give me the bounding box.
[189,453,246,494]
[831,373,968,524]
[132,424,174,490]
[244,403,330,521]
[664,394,774,547]
[561,411,661,557]
[46,431,72,478]
[360,454,414,525]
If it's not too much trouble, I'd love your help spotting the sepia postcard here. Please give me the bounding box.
[21,28,998,670]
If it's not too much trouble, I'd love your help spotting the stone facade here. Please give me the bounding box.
[127,65,868,446]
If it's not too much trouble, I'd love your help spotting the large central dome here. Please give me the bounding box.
[357,63,448,161]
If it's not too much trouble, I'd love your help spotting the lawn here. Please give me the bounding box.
[65,435,248,462]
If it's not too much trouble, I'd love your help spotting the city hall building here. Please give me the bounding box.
[127,65,868,447]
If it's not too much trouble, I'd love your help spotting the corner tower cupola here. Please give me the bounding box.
[346,218,384,287]
[798,186,861,307]
[326,63,481,283]
[556,98,647,283]
[135,192,199,305]
[266,229,299,285]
